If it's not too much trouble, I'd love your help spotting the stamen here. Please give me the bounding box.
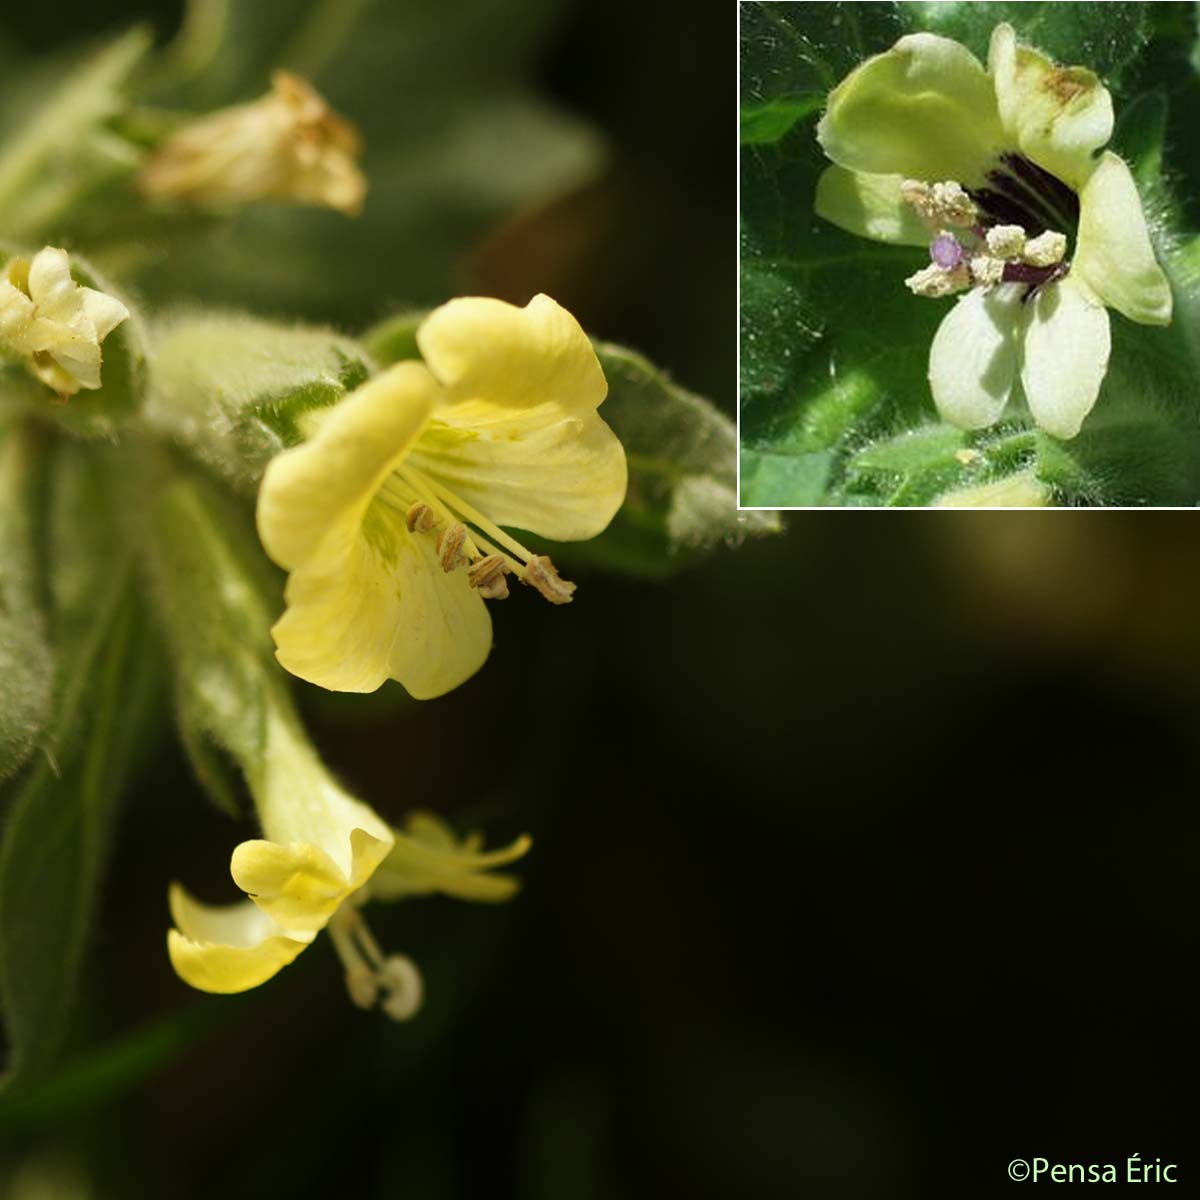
[406,501,435,533]
[328,907,424,1021]
[467,553,510,600]
[901,179,977,227]
[328,910,381,1010]
[437,523,469,572]
[521,555,576,605]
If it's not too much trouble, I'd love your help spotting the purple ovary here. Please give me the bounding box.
[930,234,963,270]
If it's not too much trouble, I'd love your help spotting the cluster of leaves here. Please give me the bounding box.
[740,1,1200,506]
[0,0,772,1097]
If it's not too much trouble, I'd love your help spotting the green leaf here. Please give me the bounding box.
[0,29,149,243]
[364,311,781,573]
[147,312,373,488]
[0,424,52,782]
[0,443,161,1092]
[138,458,289,813]
[740,2,908,146]
[740,3,1200,506]
[572,344,780,575]
[905,2,1153,86]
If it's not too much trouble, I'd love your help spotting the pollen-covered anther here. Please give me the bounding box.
[905,263,971,298]
[378,955,423,1022]
[467,554,510,600]
[985,224,1027,260]
[405,501,436,533]
[1023,230,1068,268]
[521,555,576,605]
[969,254,1006,287]
[436,523,469,572]
[901,179,977,228]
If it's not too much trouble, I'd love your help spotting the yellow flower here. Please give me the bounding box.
[168,706,530,1018]
[0,247,128,397]
[167,702,405,1009]
[138,70,366,215]
[256,293,628,698]
[369,810,531,903]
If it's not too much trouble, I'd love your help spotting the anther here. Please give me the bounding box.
[902,179,977,228]
[467,553,510,600]
[985,224,1026,259]
[378,955,423,1022]
[1023,230,1067,267]
[969,254,1005,287]
[520,555,576,605]
[437,523,469,572]
[905,263,971,298]
[406,501,436,533]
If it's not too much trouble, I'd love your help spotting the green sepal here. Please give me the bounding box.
[0,441,163,1093]
[147,313,374,489]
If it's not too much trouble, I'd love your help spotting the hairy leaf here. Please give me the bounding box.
[0,443,161,1092]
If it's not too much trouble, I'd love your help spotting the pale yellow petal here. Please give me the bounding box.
[928,283,1023,429]
[932,469,1051,507]
[813,166,931,246]
[167,927,308,993]
[257,360,440,570]
[78,286,129,341]
[416,294,607,414]
[1020,276,1111,440]
[167,883,310,993]
[987,23,1112,190]
[26,247,81,323]
[408,406,627,542]
[1073,151,1172,326]
[816,33,1005,186]
[230,839,359,933]
[270,498,492,697]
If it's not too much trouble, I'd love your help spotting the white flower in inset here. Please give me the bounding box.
[815,23,1171,439]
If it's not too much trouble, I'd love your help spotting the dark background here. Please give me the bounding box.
[2,3,1197,1198]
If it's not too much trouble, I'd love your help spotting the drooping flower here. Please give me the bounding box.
[256,293,628,698]
[814,23,1171,440]
[167,703,530,1018]
[0,247,128,397]
[138,70,366,216]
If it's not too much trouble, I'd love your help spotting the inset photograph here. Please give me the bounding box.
[739,1,1200,507]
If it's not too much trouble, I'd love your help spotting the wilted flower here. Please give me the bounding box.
[0,247,128,397]
[815,23,1171,439]
[139,70,366,215]
[256,293,628,699]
